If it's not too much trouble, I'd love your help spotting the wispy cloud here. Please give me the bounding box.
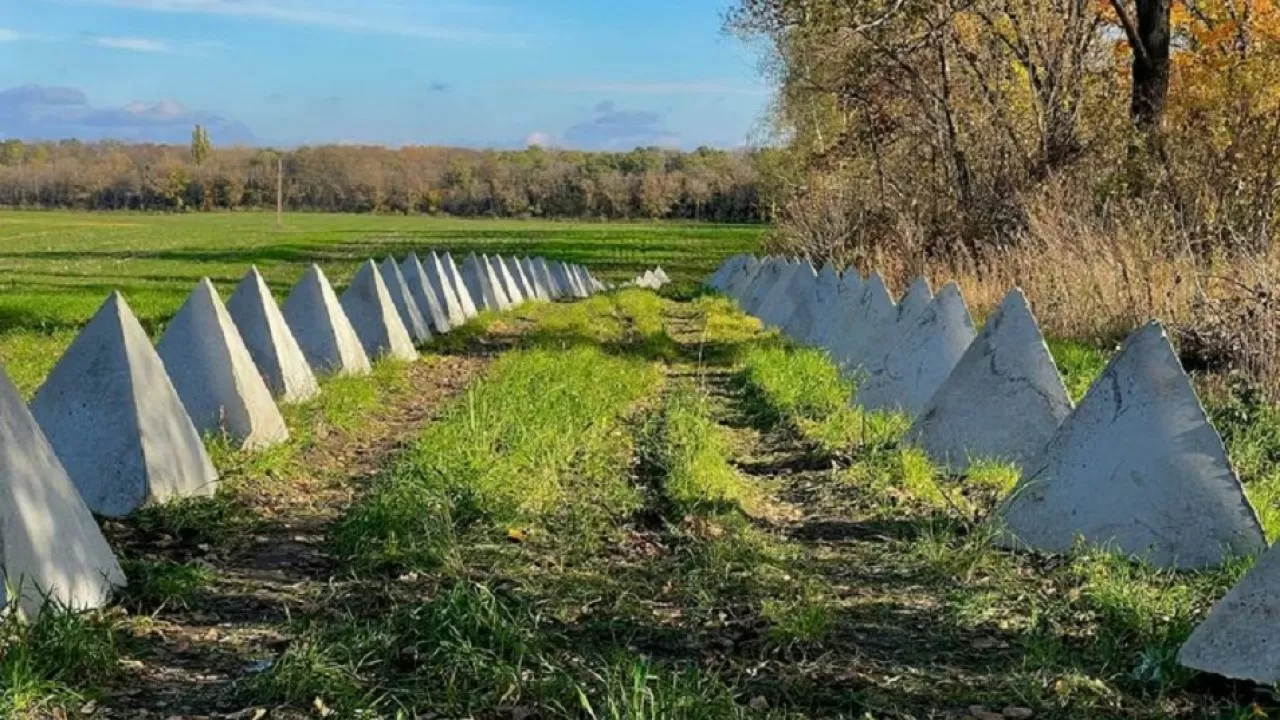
[57,0,530,46]
[93,35,171,52]
[543,80,768,97]
[0,28,23,43]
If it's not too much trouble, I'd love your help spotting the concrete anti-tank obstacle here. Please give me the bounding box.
[725,256,762,299]
[420,251,468,326]
[505,256,538,301]
[807,265,857,349]
[460,253,500,311]
[854,281,975,416]
[533,257,563,299]
[158,278,290,450]
[226,267,320,404]
[520,257,550,300]
[993,321,1266,569]
[550,261,579,299]
[341,260,419,362]
[707,255,742,290]
[566,264,589,298]
[401,253,452,334]
[839,267,864,298]
[760,261,816,329]
[379,257,433,345]
[785,262,839,344]
[748,258,797,316]
[282,264,372,377]
[484,254,515,308]
[492,255,526,305]
[31,292,219,518]
[825,271,898,372]
[740,258,784,314]
[654,267,671,284]
[897,276,933,328]
[906,288,1072,473]
[1178,540,1280,683]
[440,252,479,318]
[0,360,126,617]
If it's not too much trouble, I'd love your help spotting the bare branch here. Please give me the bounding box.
[1109,0,1152,66]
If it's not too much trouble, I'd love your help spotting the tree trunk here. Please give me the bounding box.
[1130,0,1172,129]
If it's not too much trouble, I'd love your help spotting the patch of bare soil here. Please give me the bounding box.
[95,355,488,719]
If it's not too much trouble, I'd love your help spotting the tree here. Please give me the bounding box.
[1110,0,1173,129]
[190,124,213,165]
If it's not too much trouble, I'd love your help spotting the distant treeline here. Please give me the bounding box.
[0,140,767,222]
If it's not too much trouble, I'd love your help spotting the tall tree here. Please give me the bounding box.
[1110,0,1173,129]
[190,124,213,165]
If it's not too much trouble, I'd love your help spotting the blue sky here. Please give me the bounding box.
[0,0,771,150]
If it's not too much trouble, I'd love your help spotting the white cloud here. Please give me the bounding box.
[93,36,171,52]
[0,28,23,43]
[525,131,554,148]
[56,0,529,46]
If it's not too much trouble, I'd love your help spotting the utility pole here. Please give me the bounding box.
[276,153,283,229]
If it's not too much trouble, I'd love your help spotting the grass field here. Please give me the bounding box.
[2,213,1279,718]
[0,210,762,393]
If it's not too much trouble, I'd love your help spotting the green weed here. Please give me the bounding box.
[0,604,120,717]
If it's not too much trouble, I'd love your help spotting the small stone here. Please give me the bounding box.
[749,696,770,711]
[1003,708,1033,719]
[969,707,1004,720]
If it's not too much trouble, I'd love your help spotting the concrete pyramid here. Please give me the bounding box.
[492,255,526,305]
[520,257,550,300]
[825,271,898,371]
[157,279,289,450]
[898,276,933,325]
[707,255,741,290]
[725,256,762,299]
[1178,541,1280,683]
[0,362,126,617]
[401,253,452,334]
[550,261,579,299]
[839,268,864,298]
[31,292,219,518]
[810,267,861,349]
[341,260,418,362]
[786,262,839,344]
[282,264,372,376]
[994,321,1266,569]
[564,263,588,298]
[854,281,975,415]
[578,266,597,295]
[441,252,479,318]
[461,253,505,311]
[379,256,433,344]
[740,258,784,314]
[226,267,320,404]
[760,261,815,329]
[654,267,671,284]
[505,256,538,301]
[907,289,1072,472]
[533,257,562,299]
[420,251,468,327]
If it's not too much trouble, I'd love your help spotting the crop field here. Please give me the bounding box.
[0,211,761,393]
[3,213,1280,719]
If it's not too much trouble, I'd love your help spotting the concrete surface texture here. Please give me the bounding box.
[505,256,537,301]
[492,254,526,305]
[440,252,479,318]
[994,321,1267,569]
[906,288,1072,472]
[402,253,454,333]
[825,271,898,373]
[520,257,550,300]
[31,292,219,518]
[226,266,320,404]
[854,281,976,416]
[460,253,502,311]
[379,256,434,344]
[724,256,762,298]
[157,278,290,450]
[281,264,373,377]
[534,257,563,298]
[1178,539,1280,683]
[788,262,840,345]
[0,362,127,617]
[760,261,816,329]
[340,260,419,362]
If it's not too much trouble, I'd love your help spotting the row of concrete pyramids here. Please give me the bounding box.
[621,267,671,290]
[710,254,1280,685]
[0,251,603,618]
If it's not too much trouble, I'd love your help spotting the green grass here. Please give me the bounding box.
[0,605,120,718]
[0,211,760,394]
[649,382,758,516]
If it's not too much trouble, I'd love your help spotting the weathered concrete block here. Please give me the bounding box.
[1179,540,1280,683]
[226,267,320,404]
[0,361,126,617]
[402,253,453,333]
[341,260,419,362]
[854,281,975,416]
[724,255,762,299]
[825,271,898,372]
[31,292,219,518]
[492,255,526,305]
[897,276,933,328]
[440,252,479,318]
[282,264,372,376]
[786,262,839,344]
[520,257,550,300]
[158,278,289,450]
[907,288,1072,473]
[654,267,671,285]
[994,321,1267,569]
[533,257,563,299]
[379,256,433,345]
[505,256,537,301]
[550,261,580,299]
[760,261,816,330]
[460,253,501,311]
[740,258,784,315]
